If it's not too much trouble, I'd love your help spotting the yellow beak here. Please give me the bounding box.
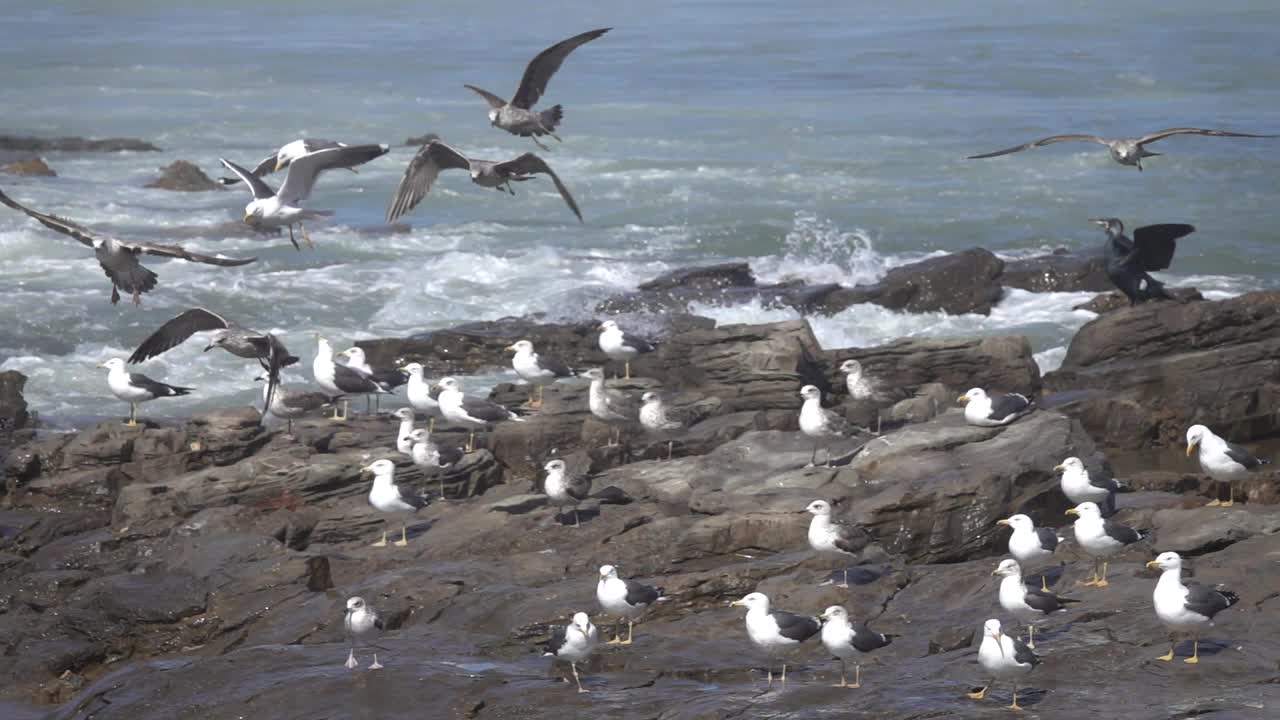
[729,599,746,608]
[991,567,1000,576]
[996,519,1011,527]
[1145,560,1160,569]
[957,394,969,403]
[244,213,253,222]
[274,160,285,172]
[504,344,516,352]
[1186,442,1197,457]
[95,361,106,368]
[1052,463,1065,472]
[1065,508,1079,517]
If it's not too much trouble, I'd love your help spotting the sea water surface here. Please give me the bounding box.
[1,0,1278,422]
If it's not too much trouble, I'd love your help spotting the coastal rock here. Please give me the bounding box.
[1,157,56,177]
[0,370,29,437]
[0,135,161,153]
[824,336,1042,398]
[817,248,1005,316]
[1001,250,1112,293]
[636,262,755,292]
[145,160,223,192]
[1071,287,1204,314]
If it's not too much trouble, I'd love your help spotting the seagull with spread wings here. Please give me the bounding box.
[464,28,610,150]
[0,188,256,306]
[386,137,582,223]
[217,138,369,186]
[967,127,1276,171]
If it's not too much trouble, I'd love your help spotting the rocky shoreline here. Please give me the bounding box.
[2,257,1278,718]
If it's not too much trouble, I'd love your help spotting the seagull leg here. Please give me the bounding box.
[1008,684,1021,711]
[621,620,634,645]
[825,443,834,468]
[344,648,358,669]
[1096,561,1110,588]
[853,663,861,689]
[372,530,388,548]
[368,653,383,670]
[780,663,787,686]
[439,475,447,501]
[465,432,475,453]
[607,619,622,644]
[1222,482,1235,508]
[808,444,818,468]
[1027,625,1035,649]
[126,403,138,428]
[839,567,849,589]
[132,288,142,306]
[766,666,773,686]
[1185,637,1200,664]
[666,440,673,460]
[530,135,551,152]
[300,222,314,249]
[967,685,988,700]
[573,508,580,528]
[1156,636,1176,661]
[1207,480,1223,507]
[394,523,408,547]
[286,224,301,252]
[624,361,632,380]
[1040,574,1050,592]
[571,662,589,693]
[833,659,848,688]
[428,417,435,432]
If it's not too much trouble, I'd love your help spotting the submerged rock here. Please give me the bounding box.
[0,135,161,153]
[1,157,56,177]
[145,160,223,192]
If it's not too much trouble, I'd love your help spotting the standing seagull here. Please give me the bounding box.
[966,127,1277,171]
[729,592,821,686]
[818,606,894,689]
[968,619,1039,711]
[596,565,665,645]
[542,611,599,693]
[639,391,715,460]
[992,559,1081,649]
[218,138,370,185]
[220,143,389,250]
[1186,424,1269,507]
[957,388,1034,427]
[313,337,395,421]
[1091,218,1195,305]
[583,368,640,446]
[96,358,192,427]
[1065,501,1145,587]
[400,362,443,431]
[343,596,386,670]
[1054,456,1122,516]
[255,375,332,434]
[544,459,591,527]
[997,514,1063,592]
[385,138,582,223]
[799,385,858,467]
[506,339,574,408]
[597,320,655,380]
[363,459,427,548]
[338,346,407,413]
[435,377,525,452]
[464,28,611,150]
[804,500,875,588]
[392,407,417,455]
[409,428,463,500]
[1147,551,1239,664]
[0,188,256,306]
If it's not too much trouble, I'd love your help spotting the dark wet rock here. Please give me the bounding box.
[817,248,1005,316]
[0,135,161,153]
[1072,287,1204,314]
[1,157,56,177]
[1120,468,1280,506]
[1150,505,1280,555]
[636,262,755,292]
[1001,250,1112,293]
[1,370,29,443]
[825,335,1042,399]
[145,160,223,192]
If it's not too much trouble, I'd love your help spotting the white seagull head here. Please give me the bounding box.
[1185,424,1210,456]
[580,368,605,381]
[544,458,566,474]
[436,377,461,393]
[992,558,1022,578]
[346,596,366,611]
[957,387,988,404]
[983,618,1003,640]
[399,362,425,376]
[361,459,396,478]
[505,340,535,355]
[1065,501,1102,520]
[1053,456,1084,474]
[839,359,863,377]
[392,407,415,421]
[730,592,770,612]
[571,611,592,632]
[641,391,660,404]
[799,385,822,401]
[804,499,833,517]
[820,605,849,622]
[598,564,618,579]
[997,514,1034,532]
[408,428,428,443]
[1146,551,1184,572]
[96,358,126,371]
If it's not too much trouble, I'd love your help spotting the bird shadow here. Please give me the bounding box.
[828,565,892,587]
[405,519,436,540]
[553,507,600,527]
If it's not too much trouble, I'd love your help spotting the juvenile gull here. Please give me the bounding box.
[0,188,256,306]
[409,428,463,499]
[343,596,386,670]
[597,320,655,380]
[1147,551,1240,664]
[400,362,443,431]
[96,358,192,427]
[363,458,427,547]
[464,28,611,150]
[730,591,820,686]
[596,564,665,645]
[804,499,875,588]
[1065,501,1145,587]
[993,558,1081,649]
[639,391,715,460]
[542,611,599,693]
[385,137,582,223]
[1186,424,1269,508]
[544,459,590,527]
[838,358,895,433]
[218,138,372,186]
[583,368,641,446]
[966,127,1277,171]
[255,374,332,434]
[435,377,525,452]
[968,618,1039,711]
[957,387,1034,427]
[506,339,574,408]
[339,346,407,413]
[997,514,1063,592]
[392,407,417,455]
[818,606,894,689]
[1092,218,1195,305]
[312,337,396,421]
[799,385,857,467]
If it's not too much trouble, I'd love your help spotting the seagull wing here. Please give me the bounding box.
[1033,526,1061,553]
[988,392,1033,420]
[1136,127,1280,146]
[604,387,642,420]
[1223,440,1267,469]
[277,144,389,206]
[386,140,471,223]
[128,308,233,363]
[463,84,509,109]
[218,158,277,199]
[1131,224,1195,272]
[1183,582,1239,618]
[622,579,662,606]
[1008,635,1041,667]
[511,28,611,109]
[494,153,583,222]
[0,187,100,249]
[967,134,1109,159]
[771,610,821,642]
[126,239,258,267]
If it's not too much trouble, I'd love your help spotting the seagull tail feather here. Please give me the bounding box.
[539,105,564,134]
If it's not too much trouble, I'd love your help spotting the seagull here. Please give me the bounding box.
[96,358,192,427]
[804,499,875,588]
[220,143,389,250]
[392,407,417,455]
[596,564,665,645]
[957,387,1034,427]
[597,320,655,380]
[1065,501,1145,587]
[0,188,256,306]
[992,558,1081,649]
[435,377,525,452]
[799,385,858,467]
[542,611,599,693]
[544,459,590,527]
[1186,424,1270,508]
[730,592,820,686]
[409,428,463,500]
[343,596,386,670]
[639,391,714,460]
[1091,218,1195,305]
[506,339,574,408]
[385,137,582,223]
[818,606,894,689]
[966,127,1277,171]
[463,28,611,150]
[217,139,372,186]
[400,362,443,431]
[582,368,640,447]
[363,458,427,548]
[996,514,1063,592]
[312,337,396,421]
[839,359,879,400]
[338,346,407,413]
[1146,551,1240,664]
[1054,456,1122,516]
[968,618,1039,711]
[254,375,332,434]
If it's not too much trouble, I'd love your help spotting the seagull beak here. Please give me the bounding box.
[1065,508,1079,517]
[1146,560,1160,569]
[504,344,516,352]
[274,160,285,172]
[244,213,253,223]
[991,567,1001,576]
[996,519,1011,527]
[1052,463,1065,472]
[1186,442,1197,457]
[729,599,746,608]
[95,361,106,368]
[203,343,216,353]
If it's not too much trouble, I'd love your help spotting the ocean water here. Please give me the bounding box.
[1,0,1278,422]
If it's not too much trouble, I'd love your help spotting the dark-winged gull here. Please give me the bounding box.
[597,320,655,380]
[313,337,396,421]
[255,375,332,434]
[966,127,1277,171]
[221,143,389,250]
[385,137,582,223]
[730,591,820,686]
[542,611,599,693]
[507,339,574,408]
[435,377,525,452]
[804,499,875,588]
[392,407,417,455]
[343,596,386,670]
[818,606,894,689]
[1065,501,1145,587]
[969,618,1039,711]
[338,346,407,413]
[544,458,590,527]
[583,368,640,446]
[1091,218,1195,305]
[997,514,1063,592]
[596,564,665,645]
[218,138,371,186]
[993,558,1081,648]
[409,428,463,500]
[1054,456,1122,515]
[97,358,192,426]
[400,362,443,431]
[363,458,427,547]
[0,188,256,306]
[639,391,715,460]
[957,387,1034,427]
[463,28,611,150]
[1186,424,1269,508]
[1147,551,1240,664]
[799,385,858,467]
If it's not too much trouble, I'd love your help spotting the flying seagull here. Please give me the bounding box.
[464,28,611,150]
[217,138,367,186]
[220,143,389,250]
[967,127,1277,171]
[1091,218,1195,305]
[385,137,582,223]
[0,188,256,306]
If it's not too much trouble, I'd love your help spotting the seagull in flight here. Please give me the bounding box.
[217,138,368,186]
[967,127,1277,171]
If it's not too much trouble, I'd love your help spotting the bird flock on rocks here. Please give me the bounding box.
[1,22,1273,711]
